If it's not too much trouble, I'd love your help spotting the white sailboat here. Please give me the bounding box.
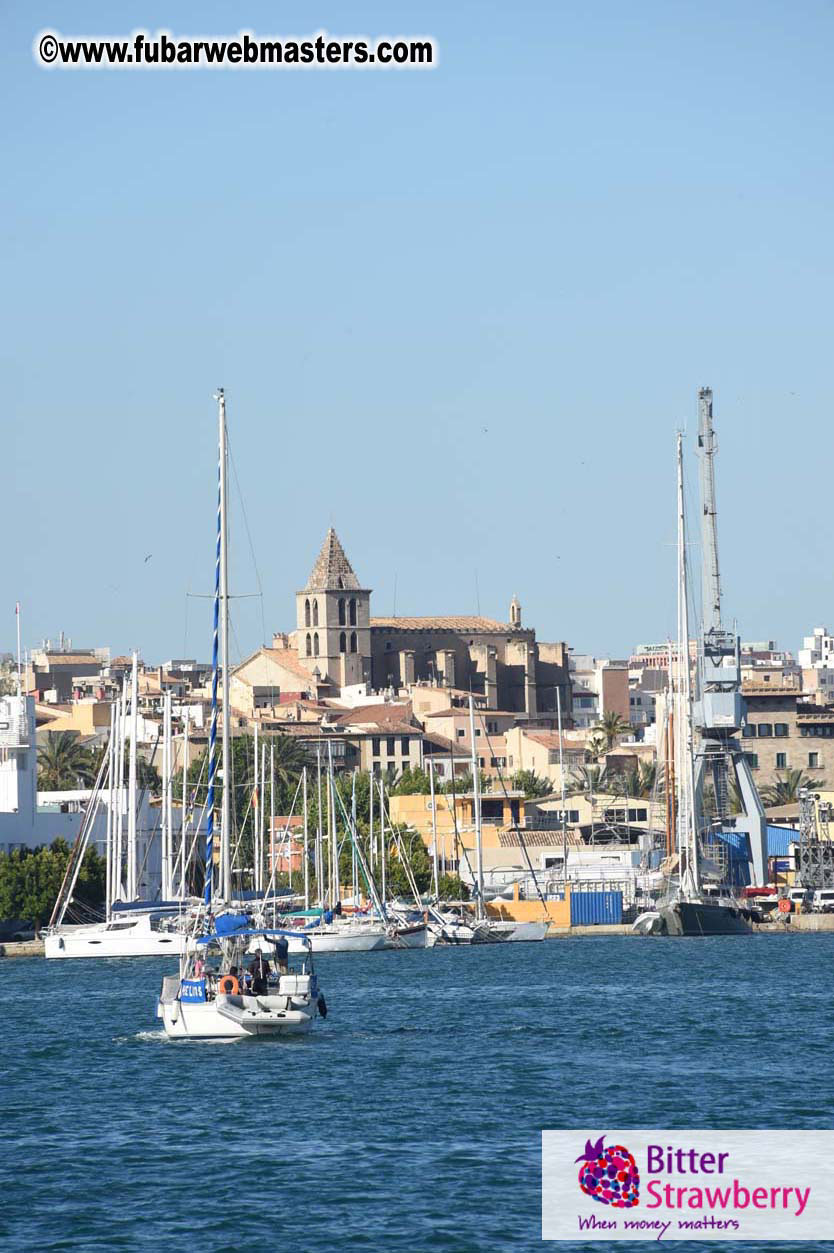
[45,653,194,959]
[157,389,325,1037]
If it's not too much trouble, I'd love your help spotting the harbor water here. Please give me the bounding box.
[2,935,833,1252]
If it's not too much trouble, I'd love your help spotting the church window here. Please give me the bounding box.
[304,599,311,628]
[313,633,320,657]
[312,600,319,627]
[350,631,357,653]
[339,632,346,654]
[338,598,346,626]
[305,633,312,657]
[349,598,357,626]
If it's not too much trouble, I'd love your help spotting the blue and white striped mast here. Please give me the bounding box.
[205,388,232,907]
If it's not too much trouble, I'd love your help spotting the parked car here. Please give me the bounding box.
[0,918,36,942]
[811,890,834,914]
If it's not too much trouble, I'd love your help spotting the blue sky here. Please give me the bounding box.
[2,1,833,666]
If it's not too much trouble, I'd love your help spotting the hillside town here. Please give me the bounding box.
[3,525,834,924]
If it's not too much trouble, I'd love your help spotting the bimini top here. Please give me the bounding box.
[195,928,311,947]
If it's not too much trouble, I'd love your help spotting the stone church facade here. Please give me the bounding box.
[285,528,571,717]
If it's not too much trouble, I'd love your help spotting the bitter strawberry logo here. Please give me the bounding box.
[576,1135,640,1208]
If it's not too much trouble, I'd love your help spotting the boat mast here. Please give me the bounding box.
[204,390,227,910]
[126,650,139,900]
[179,710,188,898]
[302,765,310,909]
[676,434,700,895]
[217,389,232,903]
[468,693,485,920]
[429,758,439,897]
[105,701,115,920]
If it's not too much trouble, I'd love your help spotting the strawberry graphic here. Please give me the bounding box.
[576,1135,640,1208]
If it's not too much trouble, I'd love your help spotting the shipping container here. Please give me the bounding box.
[569,889,623,926]
[766,826,796,859]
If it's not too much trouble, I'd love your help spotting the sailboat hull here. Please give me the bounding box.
[285,926,387,954]
[45,917,188,959]
[661,901,752,936]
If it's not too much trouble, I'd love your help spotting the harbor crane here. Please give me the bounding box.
[694,387,769,886]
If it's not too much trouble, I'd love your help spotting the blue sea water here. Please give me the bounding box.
[1,934,832,1253]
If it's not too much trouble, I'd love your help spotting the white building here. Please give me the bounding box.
[0,693,171,901]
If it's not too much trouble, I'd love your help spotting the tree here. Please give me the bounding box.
[37,732,99,790]
[761,769,824,807]
[511,769,552,798]
[616,760,659,800]
[567,764,610,796]
[0,839,105,930]
[390,766,432,795]
[593,711,630,752]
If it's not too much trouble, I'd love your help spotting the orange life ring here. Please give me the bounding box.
[218,975,240,995]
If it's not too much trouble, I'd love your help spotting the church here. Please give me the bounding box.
[266,528,572,717]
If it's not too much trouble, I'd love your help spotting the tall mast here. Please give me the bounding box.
[204,390,227,909]
[428,758,439,897]
[698,386,722,634]
[302,766,310,909]
[468,693,485,920]
[217,389,232,903]
[179,710,188,899]
[126,650,139,899]
[676,434,700,895]
[105,701,115,920]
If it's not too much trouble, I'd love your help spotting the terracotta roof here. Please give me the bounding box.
[234,647,315,686]
[304,528,362,592]
[37,653,101,668]
[523,731,585,752]
[371,615,508,632]
[331,701,419,732]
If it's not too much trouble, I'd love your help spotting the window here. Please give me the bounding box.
[312,600,319,627]
[304,598,311,628]
[775,723,789,737]
[776,753,787,769]
[457,729,465,738]
[372,737,380,757]
[401,736,409,754]
[313,632,319,657]
[809,752,820,768]
[387,737,395,756]
[350,631,357,654]
[742,724,756,738]
[305,633,312,657]
[339,632,346,654]
[487,721,498,734]
[349,598,356,626]
[475,728,481,737]
[338,598,346,626]
[757,724,773,737]
[745,753,759,769]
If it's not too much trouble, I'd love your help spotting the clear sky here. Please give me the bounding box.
[3,1,833,668]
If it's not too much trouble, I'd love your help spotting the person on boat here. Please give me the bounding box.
[249,953,270,995]
[274,936,289,975]
[193,956,205,978]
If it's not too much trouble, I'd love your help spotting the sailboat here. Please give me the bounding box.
[45,654,195,959]
[633,435,750,937]
[157,390,326,1037]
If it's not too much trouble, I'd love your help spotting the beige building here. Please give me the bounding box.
[278,528,572,716]
[504,727,586,788]
[741,684,834,788]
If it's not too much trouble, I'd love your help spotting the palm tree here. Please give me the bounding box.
[568,764,610,796]
[270,734,310,793]
[619,760,660,799]
[37,731,98,790]
[585,731,607,763]
[511,769,552,798]
[761,769,823,808]
[593,711,631,752]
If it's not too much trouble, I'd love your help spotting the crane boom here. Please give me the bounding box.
[698,386,722,634]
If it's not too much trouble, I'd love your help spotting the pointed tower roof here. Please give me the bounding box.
[304,528,362,592]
